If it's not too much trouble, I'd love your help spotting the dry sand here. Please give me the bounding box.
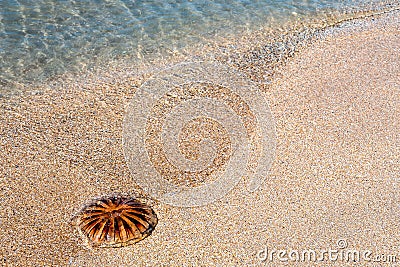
[1,9,399,267]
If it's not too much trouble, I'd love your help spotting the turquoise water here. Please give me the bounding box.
[0,0,397,88]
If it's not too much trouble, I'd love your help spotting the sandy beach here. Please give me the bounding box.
[1,9,399,266]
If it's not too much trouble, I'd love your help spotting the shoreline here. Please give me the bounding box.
[1,9,399,266]
[1,4,400,95]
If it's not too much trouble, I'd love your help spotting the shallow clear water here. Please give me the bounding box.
[0,0,397,88]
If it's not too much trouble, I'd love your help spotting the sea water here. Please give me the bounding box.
[0,0,398,89]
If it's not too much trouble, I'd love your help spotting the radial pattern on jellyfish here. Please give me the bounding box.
[73,196,158,248]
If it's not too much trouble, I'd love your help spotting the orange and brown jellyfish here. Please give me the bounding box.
[72,196,158,248]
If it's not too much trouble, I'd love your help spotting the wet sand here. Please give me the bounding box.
[1,9,399,267]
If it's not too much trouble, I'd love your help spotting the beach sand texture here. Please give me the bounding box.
[1,10,399,266]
